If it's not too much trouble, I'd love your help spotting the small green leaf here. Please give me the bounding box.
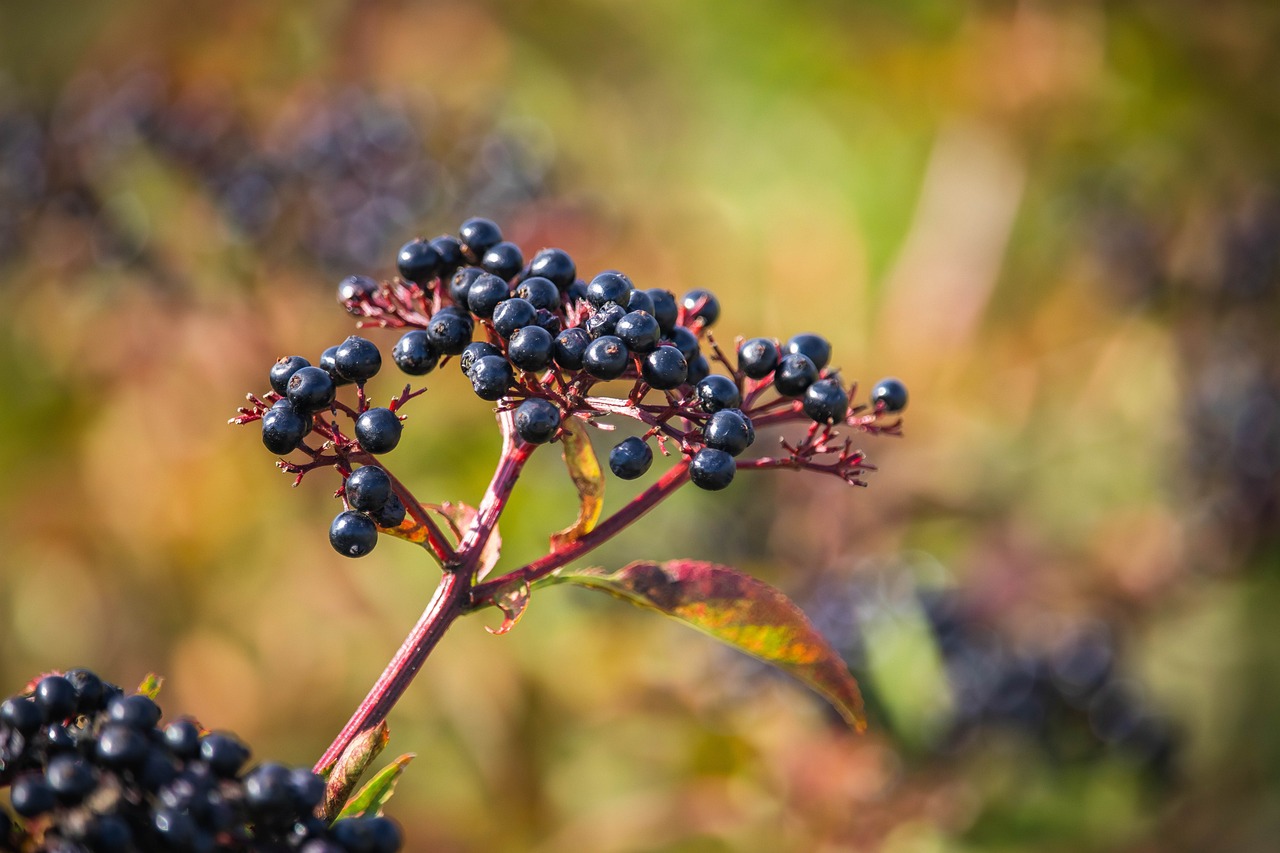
[552,560,866,730]
[485,578,530,636]
[136,673,163,700]
[336,753,414,820]
[320,723,389,821]
[550,417,604,550]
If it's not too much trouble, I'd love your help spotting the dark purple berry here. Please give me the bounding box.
[469,355,514,400]
[426,309,474,356]
[46,754,96,803]
[465,272,511,318]
[96,724,149,768]
[43,722,76,753]
[354,407,403,455]
[667,326,700,362]
[107,694,162,730]
[553,327,591,370]
[244,762,294,817]
[86,814,134,851]
[646,289,678,333]
[396,238,440,284]
[371,493,407,529]
[585,301,626,339]
[515,276,560,310]
[9,774,55,817]
[582,336,631,380]
[262,404,309,455]
[738,338,779,380]
[430,235,465,279]
[690,448,736,490]
[694,375,741,413]
[153,808,199,847]
[514,398,562,444]
[460,342,502,375]
[337,275,379,311]
[773,353,818,397]
[163,719,202,760]
[449,266,484,306]
[803,377,849,424]
[334,335,382,382]
[391,330,439,376]
[289,768,327,812]
[366,816,404,853]
[681,289,720,328]
[492,297,537,339]
[459,217,503,261]
[586,272,631,307]
[784,333,831,371]
[139,747,179,793]
[0,697,40,734]
[269,355,311,396]
[200,731,250,777]
[64,668,106,712]
[609,437,653,480]
[641,346,688,390]
[319,345,354,387]
[871,377,908,413]
[529,248,576,290]
[703,408,754,456]
[35,675,77,721]
[508,325,555,372]
[481,240,524,281]
[616,311,662,353]
[625,289,655,315]
[287,366,337,414]
[534,308,562,336]
[346,466,393,513]
[685,354,711,387]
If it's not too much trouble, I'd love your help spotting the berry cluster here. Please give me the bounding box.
[0,670,402,852]
[233,217,906,559]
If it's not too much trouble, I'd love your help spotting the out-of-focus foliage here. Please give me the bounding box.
[2,0,1279,850]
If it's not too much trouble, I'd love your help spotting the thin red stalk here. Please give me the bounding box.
[350,451,456,564]
[455,411,534,571]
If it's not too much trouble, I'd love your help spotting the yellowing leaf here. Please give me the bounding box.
[552,560,865,730]
[485,578,530,636]
[382,502,502,578]
[550,417,604,550]
[136,673,163,701]
[336,753,414,820]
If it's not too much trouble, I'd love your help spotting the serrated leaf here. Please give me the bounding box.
[137,673,163,700]
[551,416,604,550]
[336,753,414,820]
[485,578,530,636]
[552,560,866,730]
[320,722,389,821]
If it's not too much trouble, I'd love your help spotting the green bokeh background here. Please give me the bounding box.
[3,1,1279,850]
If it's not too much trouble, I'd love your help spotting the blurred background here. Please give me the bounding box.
[2,1,1278,850]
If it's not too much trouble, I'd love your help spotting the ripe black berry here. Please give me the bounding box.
[245,762,294,817]
[515,276,560,310]
[694,374,741,412]
[107,694,162,730]
[514,398,562,444]
[1,697,41,734]
[738,338,779,380]
[690,448,736,490]
[46,754,96,803]
[871,377,908,413]
[534,308,562,336]
[508,325,555,372]
[460,341,502,375]
[392,330,439,376]
[430,235,465,279]
[334,335,382,382]
[470,355,514,400]
[449,266,484,306]
[65,668,106,713]
[9,774,55,818]
[586,272,631,307]
[616,311,662,353]
[773,353,818,397]
[269,355,311,396]
[641,346,688,390]
[784,333,832,371]
[153,808,200,847]
[163,719,202,760]
[337,275,379,309]
[585,302,626,339]
[396,238,439,284]
[194,732,248,773]
[803,377,849,425]
[703,408,754,456]
[553,327,591,370]
[459,217,503,261]
[686,355,711,387]
[35,675,77,721]
[371,493,407,529]
[681,289,720,328]
[287,366,336,414]
[667,326,701,362]
[609,437,653,480]
[492,297,537,339]
[582,336,631,380]
[529,248,576,290]
[346,465,393,513]
[262,404,309,455]
[96,724,149,768]
[647,289,679,334]
[625,289,656,316]
[426,309,474,356]
[465,272,511,318]
[354,407,403,455]
[481,241,524,281]
[319,345,354,387]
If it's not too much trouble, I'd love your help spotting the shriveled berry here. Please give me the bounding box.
[586,272,631,307]
[686,354,711,387]
[515,276,560,310]
[200,732,250,777]
[529,248,576,290]
[97,724,149,768]
[107,694,162,730]
[287,366,337,414]
[396,238,439,284]
[553,328,591,370]
[470,355,514,400]
[35,675,77,722]
[449,266,484,306]
[466,272,511,318]
[703,409,754,456]
[690,448,736,490]
[346,466,393,513]
[585,301,626,338]
[334,335,382,382]
[616,311,661,353]
[492,297,537,339]
[319,345,354,387]
[609,437,653,480]
[803,377,849,424]
[642,346,688,390]
[392,330,439,376]
[738,338,779,379]
[514,398,562,444]
[430,235,465,279]
[774,353,818,397]
[871,377,908,413]
[667,326,700,362]
[482,240,524,281]
[426,309,474,356]
[646,289,678,333]
[9,774,55,817]
[694,375,741,412]
[269,355,311,396]
[163,719,202,760]
[262,404,309,455]
[46,754,96,803]
[355,408,403,455]
[582,336,631,380]
[337,275,379,310]
[1,697,41,734]
[534,308,562,336]
[508,325,555,372]
[785,333,831,371]
[460,342,502,375]
[459,217,503,261]
[625,289,655,315]
[681,289,720,328]
[371,493,407,529]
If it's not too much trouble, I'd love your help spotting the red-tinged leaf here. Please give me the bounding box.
[429,502,503,580]
[336,753,414,820]
[551,560,866,730]
[485,579,530,636]
[320,723,389,821]
[137,673,163,700]
[550,416,604,550]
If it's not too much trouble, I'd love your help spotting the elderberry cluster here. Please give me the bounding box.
[0,671,402,852]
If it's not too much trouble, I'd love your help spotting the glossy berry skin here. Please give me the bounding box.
[667,326,701,362]
[773,353,819,397]
[586,272,631,307]
[9,774,56,817]
[703,408,754,456]
[459,217,503,261]
[96,724,149,768]
[430,235,465,279]
[690,448,736,490]
[470,355,514,400]
[642,346,688,390]
[482,241,524,281]
[426,309,474,356]
[46,754,96,803]
[334,335,382,382]
[346,465,393,513]
[449,266,484,306]
[508,325,555,372]
[371,493,407,529]
[616,311,662,353]
[694,374,741,412]
[337,275,379,308]
[330,510,378,558]
[163,719,202,759]
[625,289,655,316]
[355,407,403,454]
[396,238,439,284]
[529,248,577,290]
[515,276,561,310]
[803,377,849,425]
[244,762,294,817]
[647,289,679,333]
[392,330,439,376]
[287,366,336,414]
[738,338,779,380]
[65,668,106,713]
[871,377,909,413]
[582,336,631,380]
[785,333,832,371]
[1,697,41,734]
[460,342,502,375]
[492,297,537,339]
[534,308,562,336]
[466,272,511,318]
[319,345,353,387]
[585,302,626,339]
[269,355,311,396]
[553,327,591,370]
[681,289,720,328]
[685,355,711,387]
[108,694,162,730]
[514,398,562,444]
[609,437,653,480]
[35,675,77,721]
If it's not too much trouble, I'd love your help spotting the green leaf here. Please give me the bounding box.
[550,416,604,550]
[136,673,163,700]
[485,578,530,636]
[320,723,389,821]
[336,753,415,820]
[551,560,866,730]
